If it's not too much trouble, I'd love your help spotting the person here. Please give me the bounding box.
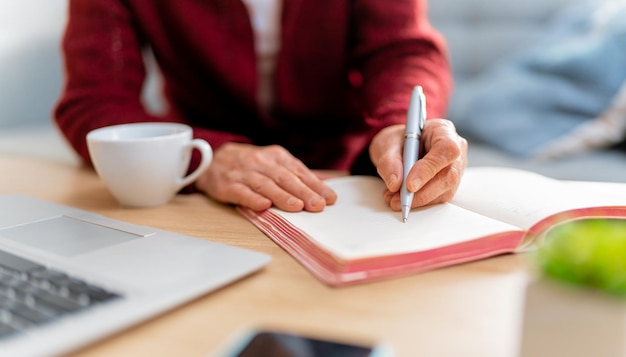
[55,0,468,213]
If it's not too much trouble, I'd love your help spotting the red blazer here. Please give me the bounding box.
[55,0,452,174]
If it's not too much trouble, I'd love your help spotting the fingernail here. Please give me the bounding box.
[386,174,398,188]
[287,197,304,209]
[322,189,337,203]
[308,196,326,210]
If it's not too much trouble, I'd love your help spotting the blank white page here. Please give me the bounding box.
[271,176,519,260]
[452,167,626,230]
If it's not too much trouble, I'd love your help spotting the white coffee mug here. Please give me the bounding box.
[86,122,213,207]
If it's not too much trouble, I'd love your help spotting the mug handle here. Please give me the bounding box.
[177,139,213,190]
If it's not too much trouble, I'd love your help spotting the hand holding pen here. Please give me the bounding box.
[400,86,426,222]
[368,87,467,216]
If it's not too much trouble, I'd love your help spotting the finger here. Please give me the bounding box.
[206,169,290,211]
[369,125,404,192]
[311,171,340,204]
[384,189,401,211]
[408,123,463,193]
[199,143,322,212]
[259,150,337,210]
[245,145,334,212]
[410,163,463,207]
[226,183,274,211]
[376,151,403,193]
[269,170,327,212]
[384,146,466,211]
[244,159,330,212]
[385,175,457,210]
[298,174,338,206]
[278,158,338,206]
[241,171,306,212]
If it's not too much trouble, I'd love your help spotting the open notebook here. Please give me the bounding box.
[239,167,626,286]
[0,195,270,357]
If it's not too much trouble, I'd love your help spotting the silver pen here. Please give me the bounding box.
[400,86,426,222]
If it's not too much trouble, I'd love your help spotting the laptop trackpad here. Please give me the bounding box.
[0,216,141,257]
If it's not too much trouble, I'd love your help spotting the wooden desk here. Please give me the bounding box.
[0,154,530,357]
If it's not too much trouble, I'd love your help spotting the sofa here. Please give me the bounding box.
[430,0,626,182]
[2,0,626,182]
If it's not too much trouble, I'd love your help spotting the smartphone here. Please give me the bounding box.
[215,330,393,357]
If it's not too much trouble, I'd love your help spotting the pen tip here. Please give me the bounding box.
[401,206,410,223]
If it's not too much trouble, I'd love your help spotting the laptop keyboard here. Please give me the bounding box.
[0,249,121,339]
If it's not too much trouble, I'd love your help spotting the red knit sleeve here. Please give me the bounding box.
[351,0,452,128]
[54,0,250,167]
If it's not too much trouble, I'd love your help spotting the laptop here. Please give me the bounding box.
[0,194,271,357]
